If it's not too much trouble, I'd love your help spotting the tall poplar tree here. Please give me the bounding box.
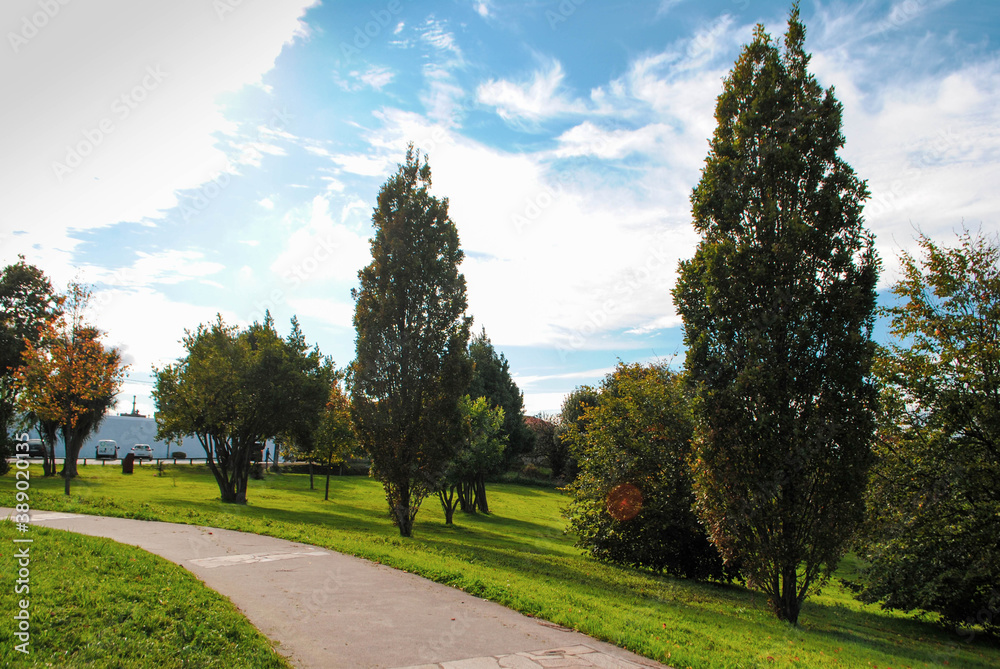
[350,144,472,537]
[672,5,880,624]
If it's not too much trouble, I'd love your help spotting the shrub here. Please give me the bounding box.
[564,363,730,581]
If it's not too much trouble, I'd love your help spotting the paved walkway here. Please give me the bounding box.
[3,509,669,669]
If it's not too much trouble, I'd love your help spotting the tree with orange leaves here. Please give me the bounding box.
[16,283,126,493]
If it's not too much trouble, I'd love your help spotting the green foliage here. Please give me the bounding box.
[854,229,1000,635]
[350,144,473,537]
[437,395,506,521]
[276,316,336,467]
[468,328,532,465]
[564,362,727,580]
[16,283,126,484]
[672,5,880,624]
[0,257,60,475]
[524,415,560,478]
[553,384,601,480]
[153,314,330,505]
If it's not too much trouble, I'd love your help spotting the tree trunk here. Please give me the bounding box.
[395,507,414,537]
[775,564,801,625]
[325,457,332,501]
[458,480,474,513]
[387,480,416,537]
[272,442,280,473]
[475,474,489,514]
[309,460,314,490]
[438,485,457,525]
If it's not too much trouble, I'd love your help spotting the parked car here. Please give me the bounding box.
[27,439,46,458]
[131,443,153,461]
[95,440,118,460]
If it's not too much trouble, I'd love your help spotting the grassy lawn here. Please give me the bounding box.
[0,520,291,668]
[2,463,998,669]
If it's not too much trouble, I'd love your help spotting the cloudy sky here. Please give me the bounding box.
[2,0,998,416]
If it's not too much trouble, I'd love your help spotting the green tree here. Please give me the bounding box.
[672,5,880,624]
[524,414,558,477]
[315,382,357,501]
[350,145,473,537]
[154,314,330,504]
[565,363,727,579]
[854,230,1000,635]
[437,395,506,523]
[0,257,61,475]
[277,316,335,477]
[16,283,126,493]
[468,328,532,467]
[553,385,601,480]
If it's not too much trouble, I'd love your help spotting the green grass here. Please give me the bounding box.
[0,520,291,668]
[3,464,998,669]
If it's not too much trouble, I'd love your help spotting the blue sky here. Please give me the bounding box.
[2,0,999,416]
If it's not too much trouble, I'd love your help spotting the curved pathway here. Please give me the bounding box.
[4,509,669,669]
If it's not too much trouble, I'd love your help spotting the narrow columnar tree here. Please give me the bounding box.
[672,5,880,624]
[350,144,472,537]
[468,328,532,466]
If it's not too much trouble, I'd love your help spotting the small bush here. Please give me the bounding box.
[171,451,187,459]
[565,363,731,581]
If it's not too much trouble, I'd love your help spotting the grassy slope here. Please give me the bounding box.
[2,463,997,669]
[0,521,291,668]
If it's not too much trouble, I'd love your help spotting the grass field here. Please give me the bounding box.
[0,520,291,668]
[2,463,997,668]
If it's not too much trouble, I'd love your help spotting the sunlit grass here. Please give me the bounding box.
[0,519,291,668]
[2,463,997,668]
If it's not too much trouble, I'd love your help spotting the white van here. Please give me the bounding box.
[95,440,118,460]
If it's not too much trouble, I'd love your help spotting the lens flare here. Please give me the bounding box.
[607,483,642,521]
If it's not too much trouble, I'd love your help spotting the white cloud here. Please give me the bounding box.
[656,0,686,17]
[477,60,587,123]
[810,48,1000,286]
[360,65,395,90]
[515,367,617,388]
[285,297,355,329]
[80,250,225,289]
[336,65,396,91]
[555,121,673,160]
[0,0,317,265]
[269,195,372,287]
[355,108,697,351]
[474,1,492,18]
[418,17,463,61]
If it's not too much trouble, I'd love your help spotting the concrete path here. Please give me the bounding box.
[4,509,669,669]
